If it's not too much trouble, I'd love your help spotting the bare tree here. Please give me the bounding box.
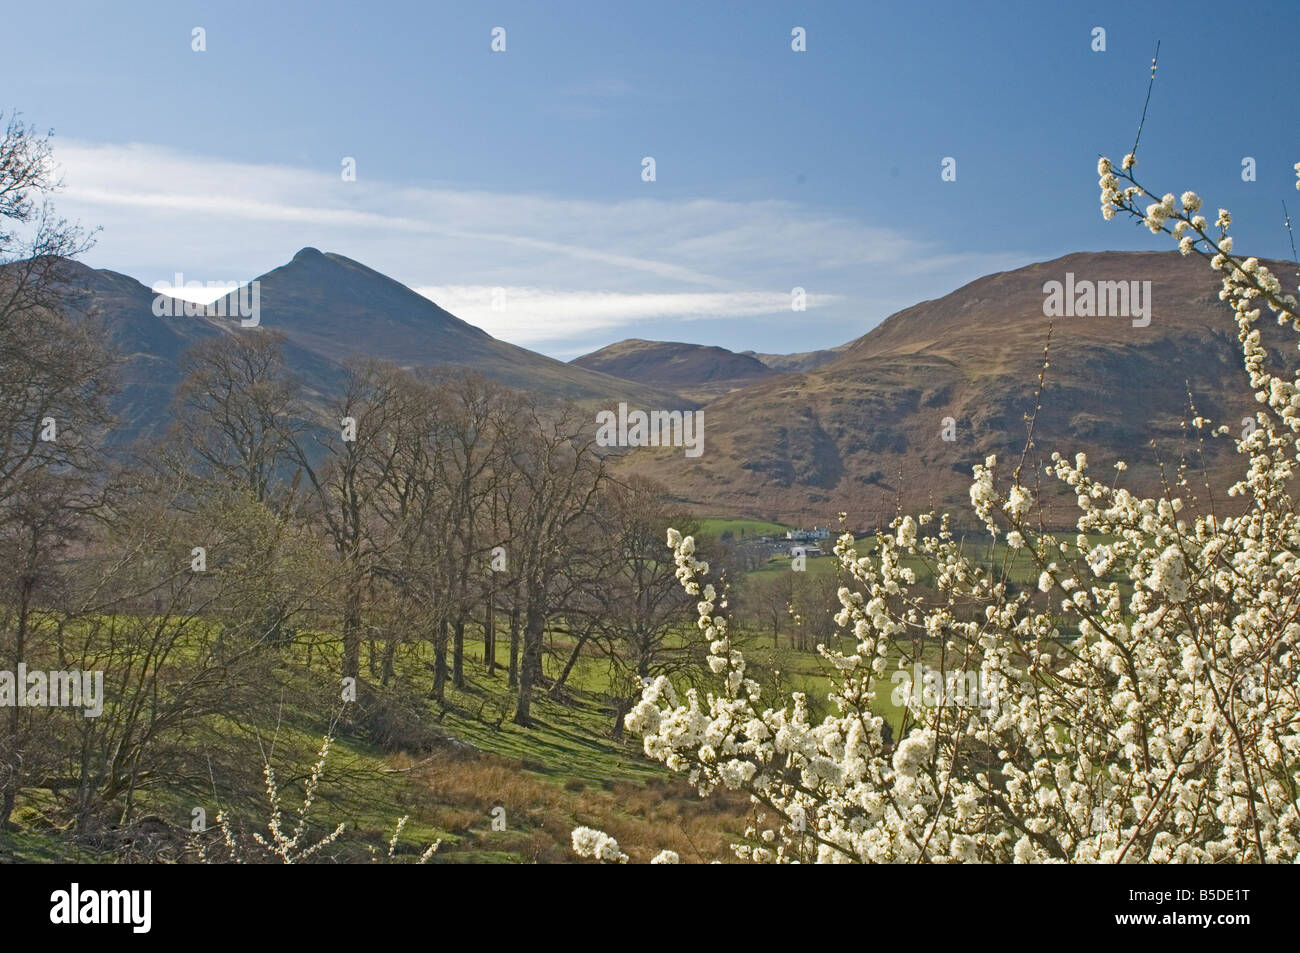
[505,402,608,728]
[292,360,420,681]
[0,112,113,830]
[745,571,795,644]
[577,477,699,732]
[423,374,510,697]
[169,330,302,505]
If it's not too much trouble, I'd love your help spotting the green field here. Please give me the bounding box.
[746,530,1113,586]
[696,517,791,539]
[0,623,756,864]
[0,524,1114,865]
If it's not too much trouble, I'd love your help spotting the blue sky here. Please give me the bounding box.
[3,0,1297,358]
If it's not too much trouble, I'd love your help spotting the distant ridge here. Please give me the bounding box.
[741,343,851,374]
[32,247,1275,528]
[571,338,776,401]
[615,250,1287,526]
[36,248,694,443]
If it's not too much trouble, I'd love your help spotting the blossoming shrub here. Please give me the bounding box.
[199,729,440,864]
[574,162,1300,864]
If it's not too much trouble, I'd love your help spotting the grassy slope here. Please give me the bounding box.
[697,517,791,538]
[0,625,752,865]
[1,528,1108,864]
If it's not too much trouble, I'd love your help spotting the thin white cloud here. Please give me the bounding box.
[148,277,251,305]
[48,140,1028,356]
[415,286,841,346]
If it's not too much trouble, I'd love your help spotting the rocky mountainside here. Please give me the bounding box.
[617,251,1292,527]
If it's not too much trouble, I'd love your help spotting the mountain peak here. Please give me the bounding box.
[184,248,690,409]
[571,337,776,401]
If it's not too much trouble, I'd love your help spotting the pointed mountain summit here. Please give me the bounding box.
[26,245,1277,526]
[208,248,688,406]
[240,247,495,363]
[21,249,692,445]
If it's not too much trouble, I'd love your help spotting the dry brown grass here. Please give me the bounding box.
[389,748,752,863]
[624,250,1276,529]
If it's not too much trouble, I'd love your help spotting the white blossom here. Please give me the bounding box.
[577,155,1300,866]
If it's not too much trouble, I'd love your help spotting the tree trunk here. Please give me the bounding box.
[433,618,449,703]
[550,628,590,697]
[513,602,545,727]
[508,604,521,689]
[611,696,631,741]
[342,582,362,681]
[452,615,466,688]
[637,634,651,681]
[381,635,397,686]
[484,582,496,674]
[1,575,33,831]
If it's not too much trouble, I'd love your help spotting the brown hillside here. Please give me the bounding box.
[571,338,776,402]
[621,251,1294,529]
